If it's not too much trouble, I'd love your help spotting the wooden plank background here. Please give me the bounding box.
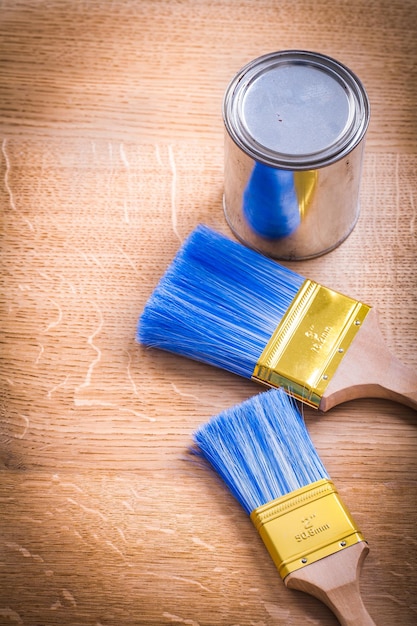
[1,1,416,625]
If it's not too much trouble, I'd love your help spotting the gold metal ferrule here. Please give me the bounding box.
[250,478,364,579]
[252,279,371,408]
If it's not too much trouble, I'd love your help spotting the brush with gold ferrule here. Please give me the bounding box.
[193,388,376,626]
[137,225,416,411]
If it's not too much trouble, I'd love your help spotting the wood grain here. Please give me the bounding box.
[1,1,417,625]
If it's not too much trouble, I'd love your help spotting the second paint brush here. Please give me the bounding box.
[193,388,376,625]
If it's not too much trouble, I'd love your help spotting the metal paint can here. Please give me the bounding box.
[222,50,370,260]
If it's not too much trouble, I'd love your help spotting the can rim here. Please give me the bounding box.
[223,50,370,170]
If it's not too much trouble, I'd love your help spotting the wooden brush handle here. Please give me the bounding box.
[320,308,417,411]
[285,542,375,626]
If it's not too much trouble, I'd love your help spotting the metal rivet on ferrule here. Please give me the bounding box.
[323,374,328,380]
[338,348,344,353]
[301,558,308,564]
[354,320,361,326]
[340,541,347,547]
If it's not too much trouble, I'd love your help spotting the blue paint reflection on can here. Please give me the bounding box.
[243,163,300,239]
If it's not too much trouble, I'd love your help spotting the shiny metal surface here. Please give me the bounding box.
[251,479,364,579]
[223,50,370,259]
[252,279,372,408]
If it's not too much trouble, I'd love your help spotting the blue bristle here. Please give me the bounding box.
[137,225,304,378]
[193,388,329,514]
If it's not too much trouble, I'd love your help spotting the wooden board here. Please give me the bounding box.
[1,2,417,625]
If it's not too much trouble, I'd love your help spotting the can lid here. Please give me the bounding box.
[223,50,370,169]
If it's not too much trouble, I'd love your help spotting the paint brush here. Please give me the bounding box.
[193,388,376,626]
[137,225,417,411]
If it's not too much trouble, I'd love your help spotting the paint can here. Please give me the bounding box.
[222,50,370,260]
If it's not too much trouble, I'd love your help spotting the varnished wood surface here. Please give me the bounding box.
[1,2,416,625]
